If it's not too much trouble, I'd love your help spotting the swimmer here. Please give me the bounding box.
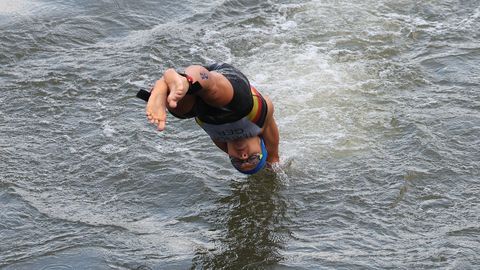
[140,63,279,174]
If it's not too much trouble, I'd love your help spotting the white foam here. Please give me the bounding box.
[102,121,116,138]
[0,0,33,14]
[99,143,125,154]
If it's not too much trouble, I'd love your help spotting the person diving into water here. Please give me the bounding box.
[137,63,279,174]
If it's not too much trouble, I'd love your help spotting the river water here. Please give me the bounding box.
[1,0,479,269]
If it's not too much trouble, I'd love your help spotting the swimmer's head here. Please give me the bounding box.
[227,136,268,174]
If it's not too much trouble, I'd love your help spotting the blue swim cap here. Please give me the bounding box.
[235,137,268,175]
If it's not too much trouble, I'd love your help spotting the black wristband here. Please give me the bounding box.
[178,73,203,95]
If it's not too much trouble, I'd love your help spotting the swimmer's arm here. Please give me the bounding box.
[262,97,280,164]
[263,119,280,164]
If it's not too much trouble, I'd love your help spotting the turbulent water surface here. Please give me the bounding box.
[1,0,479,269]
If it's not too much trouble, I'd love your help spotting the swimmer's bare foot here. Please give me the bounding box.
[164,68,189,109]
[146,79,168,130]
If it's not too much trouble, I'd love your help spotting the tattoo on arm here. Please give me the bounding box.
[200,72,209,80]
